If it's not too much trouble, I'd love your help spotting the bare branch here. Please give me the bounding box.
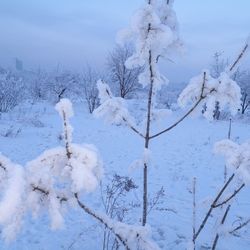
[31,185,67,203]
[229,44,249,72]
[122,117,145,138]
[194,173,235,240]
[211,205,231,250]
[0,162,6,171]
[230,218,250,234]
[62,110,72,159]
[213,183,245,208]
[150,72,207,140]
[74,193,130,250]
[147,187,165,216]
[142,46,155,226]
[192,177,197,249]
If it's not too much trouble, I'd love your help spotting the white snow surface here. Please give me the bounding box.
[0,100,249,249]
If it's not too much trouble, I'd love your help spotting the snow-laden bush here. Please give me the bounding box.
[178,70,241,120]
[0,71,24,113]
[0,98,160,250]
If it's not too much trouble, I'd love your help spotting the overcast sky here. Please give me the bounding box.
[0,0,249,82]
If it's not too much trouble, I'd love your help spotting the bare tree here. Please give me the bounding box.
[75,66,100,113]
[48,71,77,103]
[0,69,24,114]
[30,69,50,101]
[238,70,250,114]
[107,44,142,98]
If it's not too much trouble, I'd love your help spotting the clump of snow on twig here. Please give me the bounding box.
[94,80,135,126]
[178,70,241,120]
[214,139,250,184]
[117,0,181,90]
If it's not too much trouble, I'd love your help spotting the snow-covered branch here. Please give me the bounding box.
[194,138,250,242]
[178,70,241,120]
[214,139,250,184]
[75,193,160,250]
[0,155,25,241]
[94,80,145,138]
[150,72,207,139]
[149,40,249,140]
[228,42,249,74]
[0,99,161,250]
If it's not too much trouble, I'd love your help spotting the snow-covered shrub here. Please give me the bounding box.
[94,80,135,126]
[178,70,242,121]
[0,154,25,241]
[0,98,103,240]
[75,66,100,113]
[0,71,24,113]
[44,71,79,103]
[0,98,160,250]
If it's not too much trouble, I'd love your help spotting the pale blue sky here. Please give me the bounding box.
[0,0,249,82]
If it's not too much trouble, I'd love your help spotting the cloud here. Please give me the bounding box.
[0,0,249,81]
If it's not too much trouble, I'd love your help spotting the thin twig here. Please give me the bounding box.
[229,44,249,72]
[194,173,235,240]
[224,119,232,182]
[211,205,231,250]
[213,183,245,208]
[74,193,130,250]
[150,72,207,140]
[192,177,197,250]
[230,219,250,234]
[0,162,6,171]
[122,117,145,138]
[32,185,67,203]
[62,110,72,159]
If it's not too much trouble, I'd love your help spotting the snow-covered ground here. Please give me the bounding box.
[0,100,249,250]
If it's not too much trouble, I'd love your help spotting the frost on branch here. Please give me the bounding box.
[214,139,250,184]
[0,99,103,240]
[55,98,74,119]
[94,80,135,126]
[0,155,25,241]
[117,0,181,90]
[55,98,74,149]
[25,144,103,229]
[91,213,160,250]
[112,222,160,250]
[178,70,241,120]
